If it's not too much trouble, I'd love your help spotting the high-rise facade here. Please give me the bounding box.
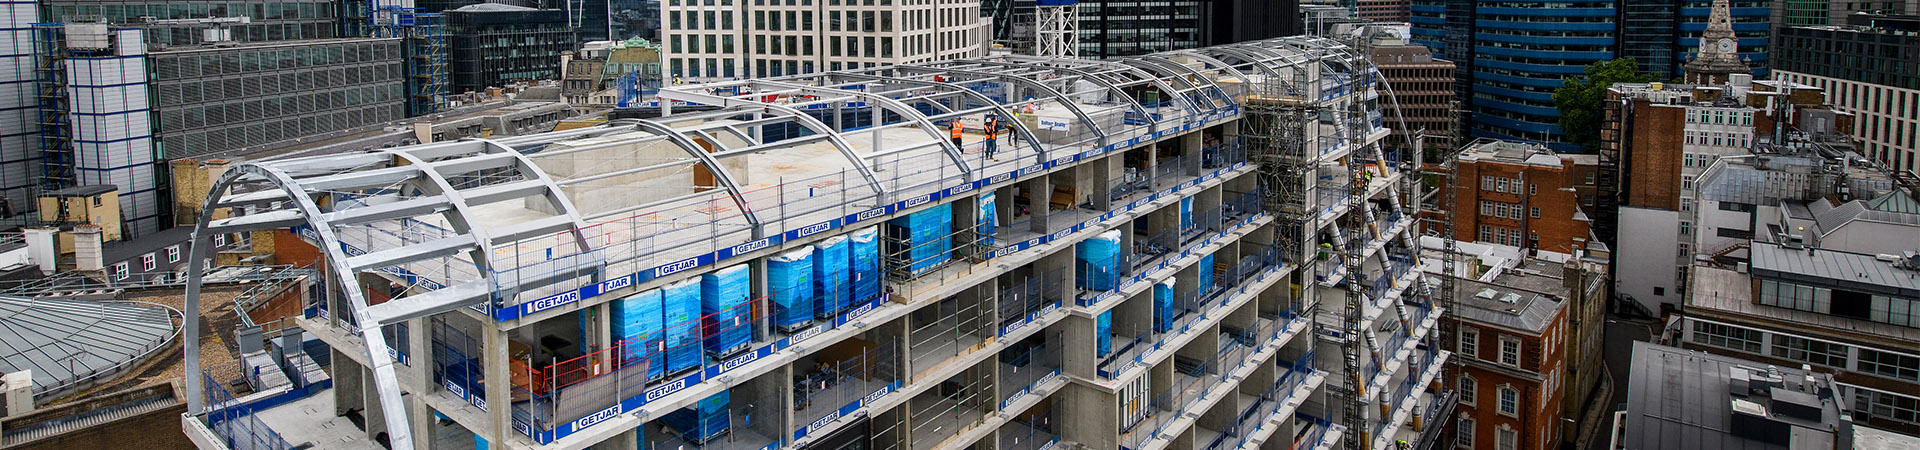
[1074,0,1202,57]
[1369,41,1458,155]
[20,0,419,235]
[1772,15,1920,173]
[178,37,1456,450]
[1410,0,1770,152]
[447,3,576,93]
[660,0,991,81]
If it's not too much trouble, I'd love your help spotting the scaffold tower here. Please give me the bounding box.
[1035,0,1078,58]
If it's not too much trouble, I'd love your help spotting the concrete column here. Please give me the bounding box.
[364,365,390,441]
[1057,315,1097,379]
[1091,155,1116,211]
[334,348,365,417]
[1023,176,1049,233]
[483,328,514,445]
[751,259,770,342]
[408,396,437,450]
[594,302,614,371]
[1059,383,1118,449]
[1183,133,1204,177]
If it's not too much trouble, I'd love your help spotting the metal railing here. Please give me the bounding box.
[200,371,295,450]
[1205,352,1318,450]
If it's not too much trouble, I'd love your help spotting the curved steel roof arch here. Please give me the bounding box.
[1111,56,1226,115]
[651,93,892,201]
[888,65,1111,145]
[984,58,1198,124]
[748,79,978,182]
[185,165,418,450]
[826,71,1055,163]
[183,140,604,450]
[618,119,767,231]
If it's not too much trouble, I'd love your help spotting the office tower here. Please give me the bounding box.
[26,1,413,235]
[1773,14,1920,173]
[659,0,992,81]
[1369,41,1457,155]
[177,37,1456,450]
[1411,0,1770,152]
[447,4,577,93]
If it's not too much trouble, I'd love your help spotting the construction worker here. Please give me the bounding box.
[983,114,1000,160]
[950,118,965,150]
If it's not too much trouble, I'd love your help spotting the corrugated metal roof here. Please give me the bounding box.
[0,297,176,395]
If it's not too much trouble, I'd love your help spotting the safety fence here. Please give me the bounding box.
[1203,351,1318,450]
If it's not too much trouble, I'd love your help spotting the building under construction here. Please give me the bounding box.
[178,35,1452,450]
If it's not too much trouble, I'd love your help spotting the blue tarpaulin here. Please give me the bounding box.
[663,278,703,373]
[770,247,816,330]
[701,264,752,356]
[609,288,665,379]
[851,227,881,303]
[1077,230,1122,290]
[814,236,851,318]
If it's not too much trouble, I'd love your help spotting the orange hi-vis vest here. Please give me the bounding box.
[984,117,998,138]
[951,120,964,139]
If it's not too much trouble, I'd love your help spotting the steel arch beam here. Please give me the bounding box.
[185,166,419,450]
[620,118,768,231]
[749,79,977,181]
[654,90,891,200]
[887,65,1110,144]
[966,60,1162,129]
[827,72,1053,164]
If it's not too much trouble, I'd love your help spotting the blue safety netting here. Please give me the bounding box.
[1197,254,1214,295]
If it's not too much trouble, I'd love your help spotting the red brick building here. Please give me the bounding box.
[1444,273,1570,450]
[1441,140,1598,255]
[1356,0,1409,22]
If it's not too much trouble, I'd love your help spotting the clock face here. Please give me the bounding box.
[1717,38,1734,52]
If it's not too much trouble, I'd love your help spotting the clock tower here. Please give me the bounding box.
[1684,0,1750,85]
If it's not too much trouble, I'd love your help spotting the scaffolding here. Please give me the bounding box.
[31,23,75,196]
[407,12,448,116]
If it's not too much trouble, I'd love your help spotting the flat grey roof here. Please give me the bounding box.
[1624,342,1837,450]
[0,297,177,396]
[1748,241,1920,298]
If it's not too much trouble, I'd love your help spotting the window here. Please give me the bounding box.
[1459,375,1477,405]
[1529,184,1536,195]
[1499,336,1521,367]
[1682,175,1695,190]
[1458,416,1476,448]
[1497,386,1519,417]
[1679,221,1693,236]
[1691,321,1763,353]
[1481,176,1495,191]
[1481,201,1494,216]
[1495,203,1508,219]
[1772,335,1849,368]
[213,233,226,247]
[1479,225,1492,242]
[1585,171,1595,185]
[167,245,181,263]
[1529,207,1539,219]
[141,254,156,271]
[114,262,130,280]
[1460,328,1479,359]
[1858,348,1920,382]
[1496,178,1509,193]
[1681,198,1694,212]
